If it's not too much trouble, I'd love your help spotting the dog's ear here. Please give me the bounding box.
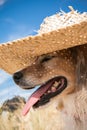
[76,49,87,86]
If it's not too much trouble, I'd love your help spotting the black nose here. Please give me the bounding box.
[13,71,23,84]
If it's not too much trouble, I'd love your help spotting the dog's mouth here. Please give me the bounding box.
[22,76,67,116]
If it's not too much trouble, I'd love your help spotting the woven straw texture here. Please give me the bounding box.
[0,9,87,74]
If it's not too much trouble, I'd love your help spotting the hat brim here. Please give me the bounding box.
[0,20,87,74]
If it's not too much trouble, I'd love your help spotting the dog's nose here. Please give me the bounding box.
[13,71,23,84]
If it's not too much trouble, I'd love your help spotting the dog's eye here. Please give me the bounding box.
[41,56,52,63]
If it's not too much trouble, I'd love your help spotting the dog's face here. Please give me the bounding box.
[13,45,87,129]
[13,49,79,107]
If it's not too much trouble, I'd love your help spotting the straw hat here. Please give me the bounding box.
[0,7,87,74]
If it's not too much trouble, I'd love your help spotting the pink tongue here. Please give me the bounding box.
[22,81,54,116]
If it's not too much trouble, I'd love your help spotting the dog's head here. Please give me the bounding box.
[13,45,87,111]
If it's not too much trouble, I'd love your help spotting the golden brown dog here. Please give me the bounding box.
[13,44,87,130]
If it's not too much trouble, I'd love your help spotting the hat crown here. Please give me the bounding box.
[38,9,87,34]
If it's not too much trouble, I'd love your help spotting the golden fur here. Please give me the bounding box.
[13,44,87,130]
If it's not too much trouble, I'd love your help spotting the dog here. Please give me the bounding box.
[13,44,87,130]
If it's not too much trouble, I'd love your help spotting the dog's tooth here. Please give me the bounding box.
[51,87,56,92]
[47,90,51,93]
[53,81,60,88]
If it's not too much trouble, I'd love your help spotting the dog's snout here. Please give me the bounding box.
[13,71,23,84]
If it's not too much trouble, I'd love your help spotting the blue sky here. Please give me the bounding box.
[0,0,87,104]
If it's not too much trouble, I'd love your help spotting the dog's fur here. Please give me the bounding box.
[13,44,87,130]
